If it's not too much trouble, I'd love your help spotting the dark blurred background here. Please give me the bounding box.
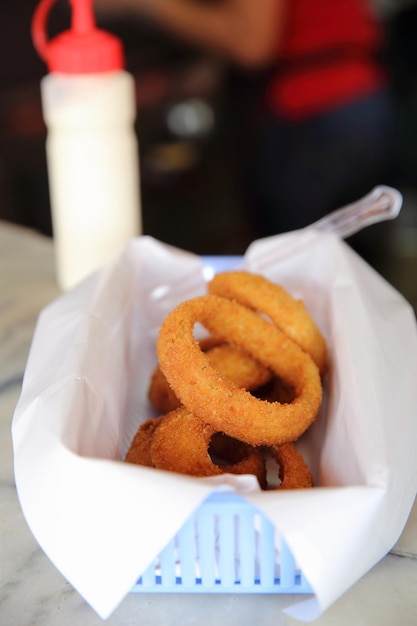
[0,0,416,310]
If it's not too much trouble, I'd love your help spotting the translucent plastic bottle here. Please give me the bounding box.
[32,0,141,290]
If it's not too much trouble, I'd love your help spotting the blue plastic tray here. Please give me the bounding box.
[132,492,312,594]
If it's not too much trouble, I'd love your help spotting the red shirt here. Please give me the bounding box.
[266,0,387,120]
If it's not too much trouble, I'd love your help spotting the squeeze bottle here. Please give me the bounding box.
[32,0,142,290]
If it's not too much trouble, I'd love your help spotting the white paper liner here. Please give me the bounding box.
[12,231,417,621]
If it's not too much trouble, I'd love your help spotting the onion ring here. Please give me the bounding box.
[269,443,314,489]
[148,337,222,413]
[148,367,181,414]
[125,416,165,467]
[208,271,327,374]
[156,294,322,446]
[149,407,267,487]
[148,338,272,413]
[205,343,272,391]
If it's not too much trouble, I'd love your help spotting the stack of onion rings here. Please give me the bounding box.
[156,294,322,446]
[125,270,326,490]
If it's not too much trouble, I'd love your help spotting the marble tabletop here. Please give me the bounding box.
[1,220,417,626]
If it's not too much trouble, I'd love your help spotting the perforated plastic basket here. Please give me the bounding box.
[132,492,313,594]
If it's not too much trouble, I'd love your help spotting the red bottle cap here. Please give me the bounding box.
[32,0,125,74]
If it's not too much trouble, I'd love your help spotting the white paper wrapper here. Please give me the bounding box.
[12,224,417,621]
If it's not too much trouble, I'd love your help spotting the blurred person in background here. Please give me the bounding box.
[95,0,394,264]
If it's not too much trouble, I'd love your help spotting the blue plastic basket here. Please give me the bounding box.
[132,492,312,594]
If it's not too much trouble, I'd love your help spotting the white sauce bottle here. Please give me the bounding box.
[32,0,141,290]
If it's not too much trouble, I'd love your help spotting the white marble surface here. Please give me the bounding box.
[1,220,417,625]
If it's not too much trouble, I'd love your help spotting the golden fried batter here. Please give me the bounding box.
[125,416,165,467]
[270,443,314,490]
[209,270,327,375]
[150,407,267,488]
[148,339,272,413]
